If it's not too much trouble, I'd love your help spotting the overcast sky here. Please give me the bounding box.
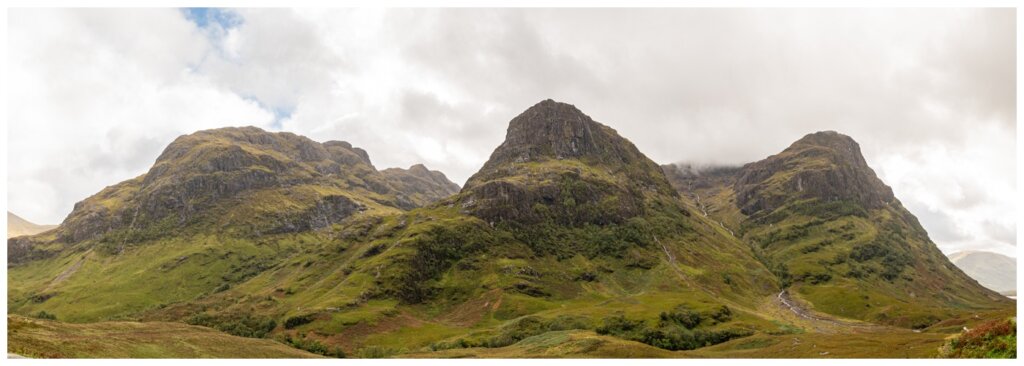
[7,8,1016,257]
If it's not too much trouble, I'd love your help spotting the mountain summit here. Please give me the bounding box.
[664,131,1008,328]
[11,126,458,264]
[468,99,664,177]
[8,103,1012,358]
[459,99,678,229]
[734,131,895,216]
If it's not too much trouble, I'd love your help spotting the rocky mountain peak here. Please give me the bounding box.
[380,164,461,209]
[478,99,617,168]
[788,130,870,168]
[465,99,670,190]
[734,131,895,215]
[458,100,678,227]
[50,127,453,245]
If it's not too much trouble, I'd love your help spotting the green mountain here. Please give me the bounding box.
[7,127,457,320]
[663,131,1010,328]
[7,212,57,239]
[8,102,1013,358]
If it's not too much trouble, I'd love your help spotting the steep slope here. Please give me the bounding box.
[116,100,781,356]
[381,164,461,208]
[948,251,1016,295]
[8,127,458,322]
[7,212,57,239]
[664,131,1010,328]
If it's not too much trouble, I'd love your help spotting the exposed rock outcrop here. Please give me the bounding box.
[40,127,450,248]
[733,131,895,215]
[381,164,461,209]
[458,99,678,226]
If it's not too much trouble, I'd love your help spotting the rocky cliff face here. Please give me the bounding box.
[663,131,1008,327]
[39,127,455,247]
[733,131,895,216]
[381,164,461,209]
[458,99,678,227]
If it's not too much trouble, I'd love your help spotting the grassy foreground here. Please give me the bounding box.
[7,315,320,358]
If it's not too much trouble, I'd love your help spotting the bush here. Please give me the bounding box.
[599,311,750,351]
[361,243,386,258]
[187,313,277,338]
[940,318,1016,358]
[33,311,57,320]
[284,314,315,329]
[391,222,495,304]
[708,305,733,324]
[849,238,912,282]
[282,333,346,358]
[597,314,648,338]
[641,327,753,351]
[659,306,703,329]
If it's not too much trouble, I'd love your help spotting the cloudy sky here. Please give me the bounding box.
[7,8,1016,257]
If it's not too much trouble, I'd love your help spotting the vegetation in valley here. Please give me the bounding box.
[939,317,1016,358]
[6,102,1014,358]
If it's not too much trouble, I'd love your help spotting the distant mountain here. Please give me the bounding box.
[948,251,1016,295]
[7,212,56,239]
[381,164,461,209]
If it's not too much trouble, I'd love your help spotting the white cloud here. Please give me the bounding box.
[8,9,274,224]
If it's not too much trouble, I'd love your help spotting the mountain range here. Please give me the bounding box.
[948,251,1016,296]
[7,100,1014,358]
[7,212,57,239]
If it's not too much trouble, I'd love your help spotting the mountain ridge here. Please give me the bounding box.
[663,130,1008,328]
[7,100,1013,358]
[947,251,1016,295]
[7,212,57,239]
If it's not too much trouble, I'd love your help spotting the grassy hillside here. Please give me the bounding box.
[8,315,320,358]
[9,101,787,357]
[664,132,1011,329]
[7,105,1014,358]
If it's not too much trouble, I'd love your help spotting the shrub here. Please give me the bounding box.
[187,313,277,338]
[596,314,648,338]
[284,314,315,329]
[940,318,1016,358]
[708,305,733,324]
[391,222,495,304]
[659,306,703,329]
[361,243,386,258]
[33,311,57,320]
[641,327,753,351]
[599,312,750,351]
[282,334,346,358]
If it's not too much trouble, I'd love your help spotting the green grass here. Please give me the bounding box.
[7,315,320,358]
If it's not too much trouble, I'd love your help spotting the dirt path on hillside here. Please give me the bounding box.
[44,251,91,292]
[771,290,888,334]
